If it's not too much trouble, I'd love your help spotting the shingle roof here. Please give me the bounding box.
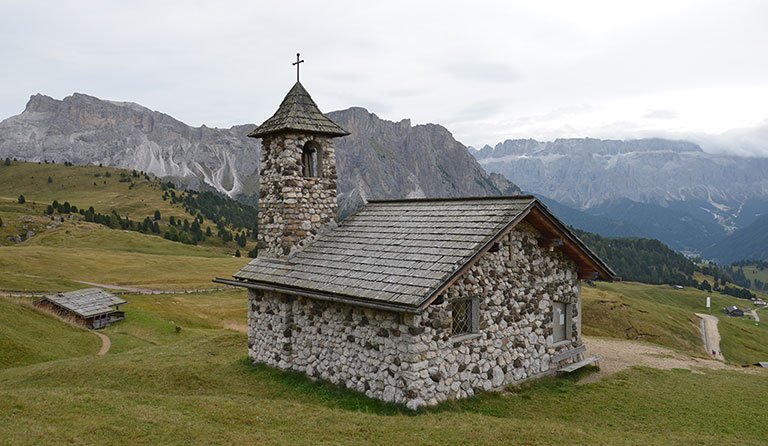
[232,197,542,311]
[37,288,127,318]
[226,196,614,313]
[248,82,350,138]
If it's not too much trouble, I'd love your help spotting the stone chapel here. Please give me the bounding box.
[217,77,615,409]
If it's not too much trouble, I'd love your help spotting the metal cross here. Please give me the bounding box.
[292,53,305,82]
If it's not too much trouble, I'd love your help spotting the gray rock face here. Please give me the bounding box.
[328,107,520,216]
[474,137,768,211]
[0,94,518,214]
[0,93,261,199]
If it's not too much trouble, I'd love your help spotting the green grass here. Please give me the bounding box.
[23,222,223,257]
[1,326,766,445]
[583,281,768,364]
[2,279,768,444]
[0,243,246,290]
[0,297,100,369]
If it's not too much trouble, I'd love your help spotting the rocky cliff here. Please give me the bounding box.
[0,93,517,214]
[474,137,768,229]
[327,107,519,216]
[0,93,261,200]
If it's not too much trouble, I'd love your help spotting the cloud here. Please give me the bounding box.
[441,59,522,84]
[643,109,679,120]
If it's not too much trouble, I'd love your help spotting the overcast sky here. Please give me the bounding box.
[2,0,767,154]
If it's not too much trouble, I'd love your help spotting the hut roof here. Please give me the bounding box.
[248,82,349,138]
[36,288,127,318]
[222,196,614,314]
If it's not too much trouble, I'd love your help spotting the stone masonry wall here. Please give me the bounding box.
[247,222,582,409]
[247,289,421,406]
[399,222,581,407]
[257,133,338,258]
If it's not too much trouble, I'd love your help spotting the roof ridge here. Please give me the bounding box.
[367,195,537,204]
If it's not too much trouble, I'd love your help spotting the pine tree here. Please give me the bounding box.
[17,195,25,204]
[235,249,241,257]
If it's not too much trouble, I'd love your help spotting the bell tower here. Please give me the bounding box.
[249,55,349,258]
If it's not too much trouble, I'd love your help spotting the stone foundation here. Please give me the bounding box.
[247,223,582,409]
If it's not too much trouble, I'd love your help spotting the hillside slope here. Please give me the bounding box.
[0,298,100,368]
[0,160,258,255]
[705,214,768,263]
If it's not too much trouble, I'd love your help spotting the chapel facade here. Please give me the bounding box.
[218,78,614,409]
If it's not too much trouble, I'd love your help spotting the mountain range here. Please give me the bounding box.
[474,138,768,260]
[0,93,517,216]
[2,92,767,263]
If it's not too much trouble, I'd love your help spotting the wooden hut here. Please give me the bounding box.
[33,288,127,329]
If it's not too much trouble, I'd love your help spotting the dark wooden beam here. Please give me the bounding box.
[538,237,564,248]
[579,270,599,280]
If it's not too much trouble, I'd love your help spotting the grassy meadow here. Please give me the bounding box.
[0,228,247,290]
[583,281,768,364]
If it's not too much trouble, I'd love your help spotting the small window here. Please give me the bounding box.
[451,299,478,336]
[553,301,572,343]
[301,141,322,178]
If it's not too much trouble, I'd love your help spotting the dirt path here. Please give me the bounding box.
[750,309,760,322]
[580,336,735,384]
[93,332,111,356]
[73,280,223,295]
[696,313,725,361]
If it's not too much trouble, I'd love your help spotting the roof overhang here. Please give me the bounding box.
[213,278,421,314]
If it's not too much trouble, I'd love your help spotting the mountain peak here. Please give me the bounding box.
[25,94,60,113]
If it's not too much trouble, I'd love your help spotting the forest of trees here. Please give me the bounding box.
[43,185,257,251]
[574,229,759,300]
[574,230,698,287]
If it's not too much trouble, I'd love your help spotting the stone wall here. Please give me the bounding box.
[247,222,582,409]
[398,222,581,407]
[257,133,338,257]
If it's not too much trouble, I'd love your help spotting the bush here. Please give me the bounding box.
[47,176,52,183]
[17,195,25,204]
[247,247,258,258]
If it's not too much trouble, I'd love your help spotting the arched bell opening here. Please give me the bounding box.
[301,140,323,178]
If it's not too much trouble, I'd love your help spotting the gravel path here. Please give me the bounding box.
[73,280,222,295]
[93,331,111,356]
[580,336,735,384]
[696,313,725,361]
